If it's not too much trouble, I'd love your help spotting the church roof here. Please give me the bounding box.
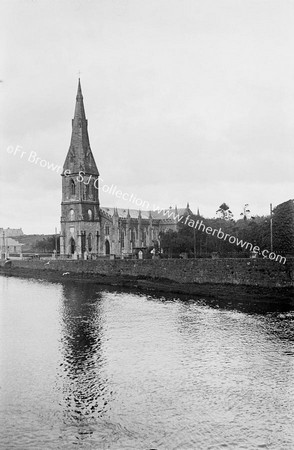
[63,79,99,176]
[100,206,192,221]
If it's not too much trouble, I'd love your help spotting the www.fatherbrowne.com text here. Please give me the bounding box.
[75,171,285,264]
[6,147,286,265]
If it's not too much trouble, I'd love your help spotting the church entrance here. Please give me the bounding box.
[70,237,75,254]
[105,240,110,255]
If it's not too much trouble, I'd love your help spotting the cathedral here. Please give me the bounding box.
[60,80,192,258]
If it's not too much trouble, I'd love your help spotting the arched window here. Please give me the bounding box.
[87,233,92,252]
[131,229,136,244]
[69,237,75,254]
[71,179,75,196]
[105,240,110,255]
[69,209,75,220]
[81,231,86,254]
[88,209,93,220]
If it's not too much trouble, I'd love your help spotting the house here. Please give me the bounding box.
[0,236,23,257]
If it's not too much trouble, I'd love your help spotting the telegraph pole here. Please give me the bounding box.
[2,231,5,259]
[55,227,57,253]
[270,203,273,253]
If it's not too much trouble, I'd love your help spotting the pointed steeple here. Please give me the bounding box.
[63,79,99,176]
[73,78,87,124]
[77,77,82,97]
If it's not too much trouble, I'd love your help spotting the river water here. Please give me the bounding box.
[0,275,294,450]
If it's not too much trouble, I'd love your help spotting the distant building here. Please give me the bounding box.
[0,236,23,257]
[0,227,24,237]
[60,80,192,258]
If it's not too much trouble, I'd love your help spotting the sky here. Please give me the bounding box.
[1,0,294,234]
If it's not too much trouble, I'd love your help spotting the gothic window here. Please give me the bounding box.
[142,229,146,246]
[71,179,76,196]
[69,209,75,220]
[132,229,136,243]
[70,237,75,254]
[81,231,86,254]
[105,225,110,236]
[88,209,93,220]
[88,233,92,252]
[121,231,124,249]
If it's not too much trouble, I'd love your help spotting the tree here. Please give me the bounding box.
[240,203,252,221]
[158,207,281,259]
[272,200,294,256]
[33,235,60,253]
[216,203,234,221]
[235,215,270,254]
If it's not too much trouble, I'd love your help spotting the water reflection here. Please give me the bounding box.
[1,276,294,449]
[57,283,113,430]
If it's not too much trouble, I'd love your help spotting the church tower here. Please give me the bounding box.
[60,79,100,258]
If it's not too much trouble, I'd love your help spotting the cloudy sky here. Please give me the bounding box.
[1,0,294,234]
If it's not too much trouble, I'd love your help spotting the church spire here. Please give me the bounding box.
[77,77,82,96]
[63,79,99,176]
[73,78,86,123]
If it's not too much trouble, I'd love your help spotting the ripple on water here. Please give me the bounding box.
[0,277,294,449]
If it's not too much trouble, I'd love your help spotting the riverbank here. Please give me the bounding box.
[1,258,294,308]
[0,257,293,286]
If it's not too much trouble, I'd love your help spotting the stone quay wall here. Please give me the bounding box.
[1,258,294,288]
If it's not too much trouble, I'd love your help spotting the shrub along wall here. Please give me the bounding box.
[273,199,294,256]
